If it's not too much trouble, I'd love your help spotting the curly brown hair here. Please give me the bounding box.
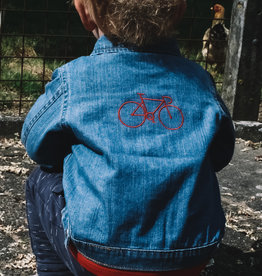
[81,0,186,47]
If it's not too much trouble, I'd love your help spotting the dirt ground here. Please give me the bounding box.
[0,136,261,276]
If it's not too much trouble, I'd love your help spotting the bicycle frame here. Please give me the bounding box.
[132,93,173,122]
[118,93,184,130]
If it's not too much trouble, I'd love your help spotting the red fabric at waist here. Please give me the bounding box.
[69,243,206,276]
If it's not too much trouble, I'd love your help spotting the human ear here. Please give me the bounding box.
[74,0,97,31]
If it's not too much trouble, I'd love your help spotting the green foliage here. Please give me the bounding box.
[0,35,68,112]
[0,0,232,114]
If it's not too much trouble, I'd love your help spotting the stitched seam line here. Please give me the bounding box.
[23,72,64,144]
[91,47,181,57]
[71,237,219,253]
[60,65,69,127]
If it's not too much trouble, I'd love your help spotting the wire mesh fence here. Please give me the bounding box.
[2,0,261,122]
[178,0,232,95]
[0,0,96,115]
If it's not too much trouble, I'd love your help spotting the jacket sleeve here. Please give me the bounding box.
[210,111,235,172]
[21,68,74,170]
[209,76,235,172]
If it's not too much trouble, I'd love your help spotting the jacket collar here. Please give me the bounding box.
[91,35,181,57]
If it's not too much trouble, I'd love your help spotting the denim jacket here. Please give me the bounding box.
[22,35,235,271]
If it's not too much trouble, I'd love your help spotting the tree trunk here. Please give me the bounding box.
[222,0,262,121]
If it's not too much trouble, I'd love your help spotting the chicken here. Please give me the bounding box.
[202,4,229,73]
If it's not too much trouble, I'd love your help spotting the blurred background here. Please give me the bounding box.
[2,0,260,121]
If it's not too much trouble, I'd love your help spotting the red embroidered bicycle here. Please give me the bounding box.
[118,93,184,130]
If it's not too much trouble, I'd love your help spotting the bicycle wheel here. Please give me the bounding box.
[158,105,184,130]
[118,101,146,128]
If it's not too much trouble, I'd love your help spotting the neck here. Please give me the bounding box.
[92,27,104,39]
[212,12,225,26]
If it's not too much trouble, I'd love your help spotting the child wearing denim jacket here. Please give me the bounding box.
[22,0,235,275]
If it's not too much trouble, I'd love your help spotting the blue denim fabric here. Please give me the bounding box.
[22,35,235,271]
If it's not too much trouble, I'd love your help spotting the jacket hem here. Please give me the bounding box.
[69,237,220,271]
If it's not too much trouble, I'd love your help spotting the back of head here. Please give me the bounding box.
[85,0,187,47]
